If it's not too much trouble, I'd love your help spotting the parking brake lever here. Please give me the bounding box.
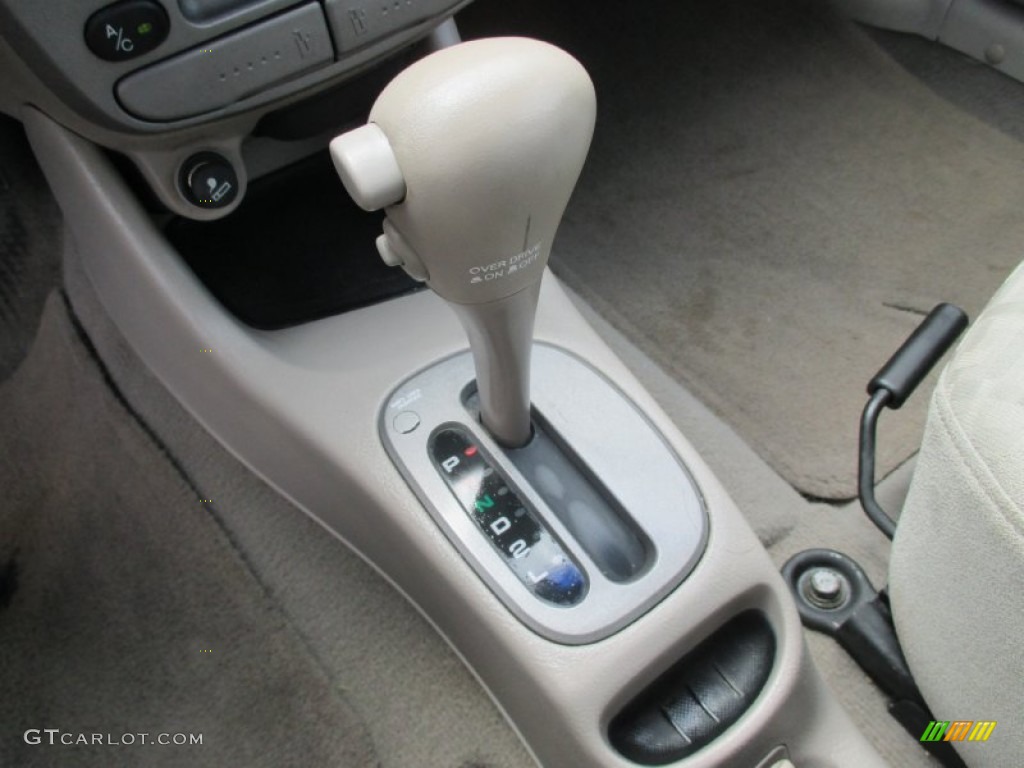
[859,303,968,538]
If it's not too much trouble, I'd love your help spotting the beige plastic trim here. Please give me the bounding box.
[26,109,886,767]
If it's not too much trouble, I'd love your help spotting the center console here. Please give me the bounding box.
[4,4,890,765]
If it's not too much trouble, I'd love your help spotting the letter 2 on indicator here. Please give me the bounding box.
[508,539,530,558]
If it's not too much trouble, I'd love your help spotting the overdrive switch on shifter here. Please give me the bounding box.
[330,37,596,447]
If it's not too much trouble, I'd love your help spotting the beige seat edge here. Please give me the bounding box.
[890,261,1024,766]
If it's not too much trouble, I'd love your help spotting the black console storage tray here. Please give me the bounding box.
[609,611,775,765]
[165,151,423,330]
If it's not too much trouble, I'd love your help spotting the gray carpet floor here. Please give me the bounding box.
[461,0,1024,499]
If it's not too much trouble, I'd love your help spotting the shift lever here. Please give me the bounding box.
[330,37,596,447]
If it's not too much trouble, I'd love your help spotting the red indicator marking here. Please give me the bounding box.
[464,445,478,457]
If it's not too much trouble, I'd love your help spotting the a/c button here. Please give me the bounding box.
[85,1,170,62]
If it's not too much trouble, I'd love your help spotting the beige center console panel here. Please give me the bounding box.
[3,2,888,763]
[22,106,888,766]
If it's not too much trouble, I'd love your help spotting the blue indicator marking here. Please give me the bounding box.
[547,563,584,591]
[535,562,586,603]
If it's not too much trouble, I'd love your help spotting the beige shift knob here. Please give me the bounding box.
[331,37,596,446]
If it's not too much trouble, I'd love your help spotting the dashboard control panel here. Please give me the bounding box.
[0,0,471,218]
[0,0,472,131]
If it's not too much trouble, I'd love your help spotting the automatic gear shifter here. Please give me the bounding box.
[336,37,706,639]
[329,37,596,447]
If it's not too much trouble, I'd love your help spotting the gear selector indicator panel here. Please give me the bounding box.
[430,426,587,606]
[382,345,708,644]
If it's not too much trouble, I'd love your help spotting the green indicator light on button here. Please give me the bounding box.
[137,22,153,35]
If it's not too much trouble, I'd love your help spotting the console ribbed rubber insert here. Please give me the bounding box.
[609,611,775,765]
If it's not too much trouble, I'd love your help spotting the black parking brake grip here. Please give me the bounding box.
[859,302,968,539]
[868,303,969,409]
